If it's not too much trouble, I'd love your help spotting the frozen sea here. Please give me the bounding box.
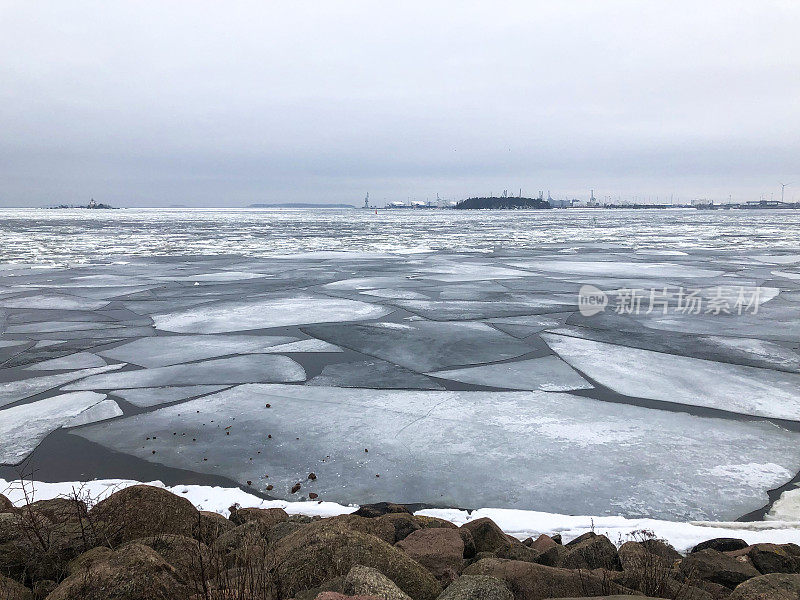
[2,207,800,522]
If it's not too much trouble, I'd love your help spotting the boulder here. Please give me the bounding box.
[691,538,749,554]
[0,574,32,600]
[396,528,465,583]
[728,573,800,599]
[561,534,621,571]
[461,518,513,554]
[28,498,85,523]
[0,512,24,543]
[354,502,412,518]
[436,575,513,600]
[89,485,199,545]
[46,542,192,600]
[610,568,714,599]
[210,521,269,567]
[463,557,634,600]
[228,506,288,528]
[618,540,673,571]
[344,564,412,600]
[495,544,543,564]
[66,545,114,575]
[0,494,15,512]
[640,538,682,563]
[135,534,215,583]
[565,532,597,547]
[535,545,568,568]
[530,535,558,553]
[270,519,442,600]
[679,549,760,589]
[196,510,233,545]
[326,514,397,545]
[315,593,381,600]
[746,543,800,575]
[32,578,56,600]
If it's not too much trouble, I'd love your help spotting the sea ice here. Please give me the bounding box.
[0,391,109,463]
[25,352,108,371]
[507,259,724,279]
[261,339,343,353]
[0,295,110,311]
[0,364,124,408]
[72,383,800,520]
[63,355,306,390]
[427,356,593,391]
[98,334,298,367]
[153,296,391,333]
[65,398,123,427]
[111,385,229,408]
[308,359,444,390]
[303,321,534,372]
[542,333,800,420]
[389,299,572,321]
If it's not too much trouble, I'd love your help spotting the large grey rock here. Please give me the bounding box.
[728,573,800,599]
[436,575,512,600]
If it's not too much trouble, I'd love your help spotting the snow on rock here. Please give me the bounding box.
[1,476,798,553]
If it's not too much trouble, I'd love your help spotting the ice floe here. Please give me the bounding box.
[308,359,444,390]
[25,352,107,371]
[72,383,800,520]
[303,321,533,372]
[153,296,391,333]
[98,334,298,368]
[111,385,230,408]
[0,364,124,408]
[64,355,306,390]
[543,333,800,420]
[427,356,593,391]
[0,391,109,463]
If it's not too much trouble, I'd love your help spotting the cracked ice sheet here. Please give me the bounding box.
[543,333,800,421]
[427,356,593,392]
[72,384,800,521]
[153,296,391,333]
[0,295,110,311]
[303,321,533,372]
[0,364,124,408]
[63,355,306,390]
[0,391,108,464]
[389,299,572,321]
[111,385,229,408]
[98,335,298,368]
[508,260,724,279]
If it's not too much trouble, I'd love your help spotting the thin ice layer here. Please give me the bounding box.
[543,333,800,420]
[303,321,533,372]
[0,364,124,408]
[111,385,229,408]
[72,384,800,521]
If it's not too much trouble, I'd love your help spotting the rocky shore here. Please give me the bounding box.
[1,485,799,600]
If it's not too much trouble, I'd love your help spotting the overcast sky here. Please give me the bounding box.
[1,1,798,206]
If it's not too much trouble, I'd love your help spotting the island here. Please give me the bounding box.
[454,196,551,209]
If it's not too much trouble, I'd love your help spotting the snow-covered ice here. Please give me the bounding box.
[72,383,800,520]
[427,356,593,391]
[64,355,306,390]
[0,364,124,408]
[0,391,109,463]
[153,296,391,333]
[543,333,800,420]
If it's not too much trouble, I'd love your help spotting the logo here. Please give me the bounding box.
[578,285,608,316]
